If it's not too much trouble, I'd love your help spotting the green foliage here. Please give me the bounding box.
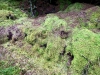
[67,28,100,75]
[42,15,67,32]
[64,2,83,12]
[0,61,20,75]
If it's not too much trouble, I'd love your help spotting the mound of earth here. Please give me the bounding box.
[0,3,100,75]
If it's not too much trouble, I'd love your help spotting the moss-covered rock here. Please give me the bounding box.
[67,28,100,75]
[64,3,83,12]
[42,15,67,32]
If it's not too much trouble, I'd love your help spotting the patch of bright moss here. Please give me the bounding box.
[32,36,67,74]
[25,27,46,45]
[78,6,100,29]
[0,0,27,27]
[64,3,83,12]
[67,28,100,75]
[89,11,100,29]
[0,61,20,75]
[42,15,67,32]
[0,10,13,21]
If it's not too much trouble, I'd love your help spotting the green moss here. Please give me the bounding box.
[64,3,83,12]
[0,0,27,27]
[67,28,100,75]
[25,27,46,45]
[0,10,13,21]
[89,11,100,29]
[32,36,67,74]
[78,6,100,29]
[42,15,67,32]
[0,66,20,75]
[88,62,100,75]
[0,61,20,75]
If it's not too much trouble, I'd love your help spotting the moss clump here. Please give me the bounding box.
[0,0,27,27]
[0,66,20,75]
[0,61,20,75]
[0,0,27,18]
[32,36,67,74]
[64,3,83,12]
[0,10,13,21]
[42,15,67,32]
[67,28,100,75]
[24,24,48,45]
[78,6,100,29]
[0,10,15,27]
[89,11,100,29]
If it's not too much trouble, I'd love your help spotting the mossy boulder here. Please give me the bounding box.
[42,15,67,32]
[64,3,83,12]
[67,28,100,75]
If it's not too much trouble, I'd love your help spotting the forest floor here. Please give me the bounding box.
[0,1,100,75]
